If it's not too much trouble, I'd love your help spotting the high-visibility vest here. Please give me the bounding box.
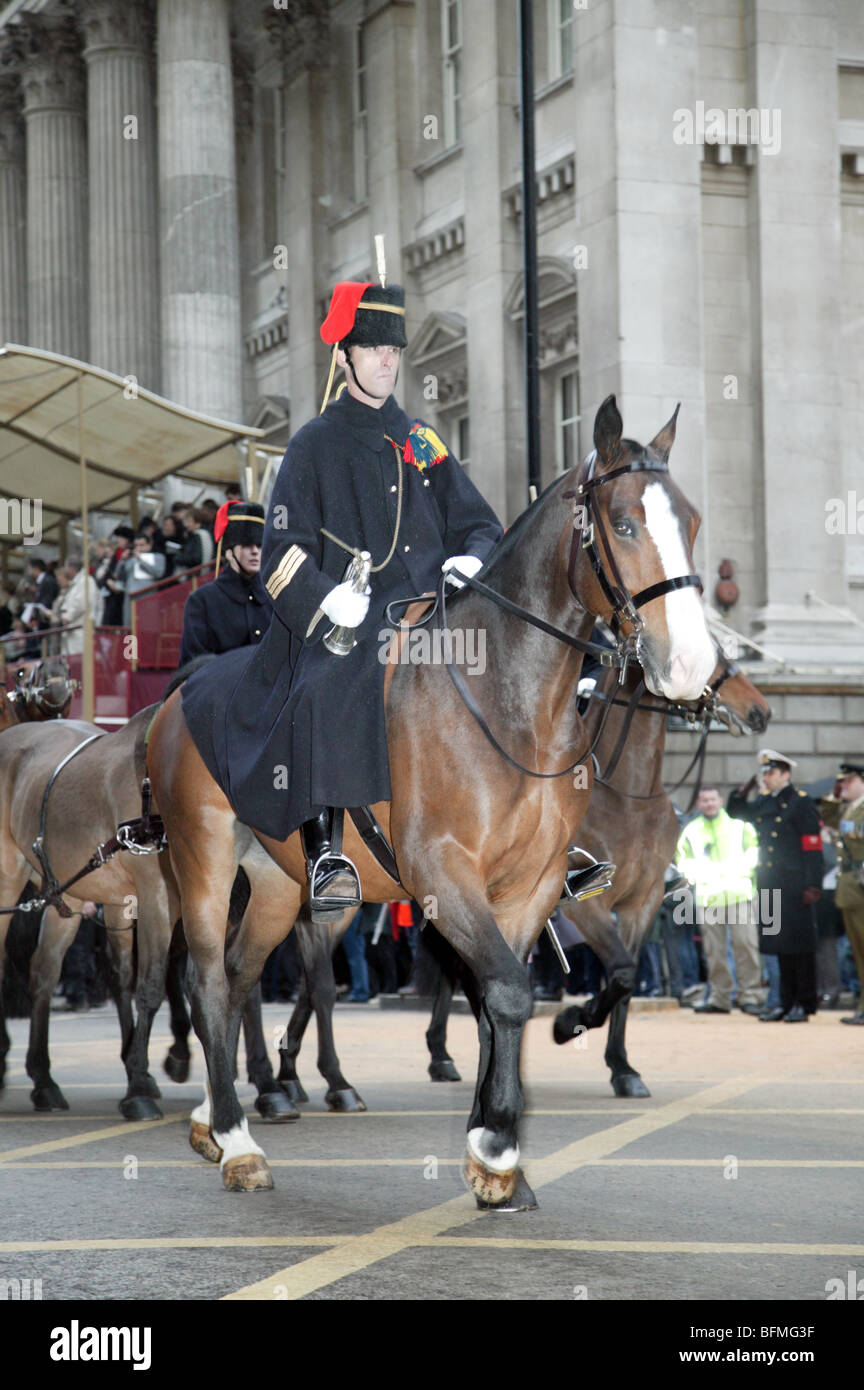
[676,809,759,908]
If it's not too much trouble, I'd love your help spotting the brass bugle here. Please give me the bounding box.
[323,550,372,656]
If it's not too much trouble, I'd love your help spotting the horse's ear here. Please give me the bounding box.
[593,395,623,464]
[649,403,681,463]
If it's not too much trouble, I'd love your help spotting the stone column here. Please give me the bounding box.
[572,2,706,529]
[158,0,243,422]
[748,0,861,664]
[265,1,331,431]
[0,78,27,346]
[462,2,525,522]
[81,0,160,390]
[8,16,88,360]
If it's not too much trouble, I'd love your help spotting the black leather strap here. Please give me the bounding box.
[348,806,403,887]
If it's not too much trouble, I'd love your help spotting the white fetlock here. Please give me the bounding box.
[190,1089,212,1128]
[467,1126,519,1175]
[213,1119,266,1166]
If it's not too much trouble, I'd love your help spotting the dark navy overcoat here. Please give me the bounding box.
[726,784,824,954]
[178,567,271,666]
[181,392,502,839]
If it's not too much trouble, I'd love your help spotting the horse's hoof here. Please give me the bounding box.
[163,1051,190,1085]
[222,1154,274,1191]
[119,1094,162,1121]
[552,1006,584,1045]
[254,1090,300,1123]
[474,1167,538,1213]
[142,1074,162,1100]
[464,1148,521,1208]
[428,1059,461,1082]
[30,1083,69,1112]
[611,1072,651,1098]
[325,1087,367,1112]
[189,1121,222,1163]
[278,1078,309,1105]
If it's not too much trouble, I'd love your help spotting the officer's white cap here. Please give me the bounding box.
[758,747,797,768]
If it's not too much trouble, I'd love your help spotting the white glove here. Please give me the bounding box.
[321,581,371,628]
[442,554,483,589]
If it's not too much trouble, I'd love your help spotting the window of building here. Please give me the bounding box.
[556,370,580,474]
[353,24,369,202]
[443,0,462,146]
[548,0,574,81]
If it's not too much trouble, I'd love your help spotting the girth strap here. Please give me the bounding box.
[32,733,105,918]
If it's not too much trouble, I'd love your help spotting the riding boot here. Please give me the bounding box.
[301,809,362,922]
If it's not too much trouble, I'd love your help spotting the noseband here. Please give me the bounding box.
[567,450,702,653]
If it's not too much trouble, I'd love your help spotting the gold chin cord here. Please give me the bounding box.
[319,343,340,415]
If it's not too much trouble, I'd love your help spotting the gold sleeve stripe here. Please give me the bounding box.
[266,545,307,601]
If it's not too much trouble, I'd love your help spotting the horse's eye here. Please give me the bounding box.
[612,518,635,538]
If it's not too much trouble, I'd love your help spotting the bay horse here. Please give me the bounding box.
[270,652,772,1105]
[550,654,771,1091]
[147,394,716,1207]
[0,707,299,1120]
[414,652,772,1091]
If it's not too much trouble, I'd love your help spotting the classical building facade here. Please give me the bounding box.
[1,0,863,707]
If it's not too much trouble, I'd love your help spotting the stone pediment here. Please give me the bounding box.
[250,395,291,435]
[407,311,467,368]
[505,257,577,319]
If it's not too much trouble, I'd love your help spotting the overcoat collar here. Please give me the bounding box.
[323,391,411,453]
[217,565,268,607]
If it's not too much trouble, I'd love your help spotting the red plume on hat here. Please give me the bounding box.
[320,282,374,346]
[214,501,235,543]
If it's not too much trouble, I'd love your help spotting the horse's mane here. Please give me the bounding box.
[483,471,571,574]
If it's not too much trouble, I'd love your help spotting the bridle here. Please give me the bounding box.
[566,448,703,672]
[586,658,744,810]
[14,665,79,719]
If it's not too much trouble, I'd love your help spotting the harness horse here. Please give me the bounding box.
[147,394,717,1207]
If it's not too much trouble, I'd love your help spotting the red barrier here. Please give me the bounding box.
[132,564,215,670]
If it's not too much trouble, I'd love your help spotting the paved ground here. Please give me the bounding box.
[0,997,862,1302]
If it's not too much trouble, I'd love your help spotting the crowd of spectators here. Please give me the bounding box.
[0,485,241,661]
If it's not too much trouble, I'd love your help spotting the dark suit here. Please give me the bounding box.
[727,783,823,1013]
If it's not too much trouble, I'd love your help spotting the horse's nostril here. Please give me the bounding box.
[747,707,768,732]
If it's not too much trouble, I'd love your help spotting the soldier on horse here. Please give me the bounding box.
[180,274,502,918]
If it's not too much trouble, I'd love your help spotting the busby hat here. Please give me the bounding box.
[320,281,407,350]
[214,500,265,570]
[758,747,797,771]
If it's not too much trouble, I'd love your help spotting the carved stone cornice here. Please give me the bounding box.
[79,0,155,61]
[538,314,578,363]
[0,76,24,164]
[263,0,330,81]
[2,16,85,115]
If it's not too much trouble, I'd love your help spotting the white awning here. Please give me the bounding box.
[0,344,280,546]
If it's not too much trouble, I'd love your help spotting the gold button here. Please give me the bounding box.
[404,544,410,552]
[254,629,260,636]
[775,816,781,822]
[771,831,777,837]
[423,478,430,487]
[390,485,397,493]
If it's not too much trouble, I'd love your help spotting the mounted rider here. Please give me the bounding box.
[179,255,503,918]
[178,501,270,664]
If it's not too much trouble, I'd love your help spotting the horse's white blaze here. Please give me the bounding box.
[640,481,715,700]
[213,1119,266,1164]
[468,1126,519,1174]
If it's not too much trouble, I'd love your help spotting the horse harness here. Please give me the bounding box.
[1,733,168,920]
